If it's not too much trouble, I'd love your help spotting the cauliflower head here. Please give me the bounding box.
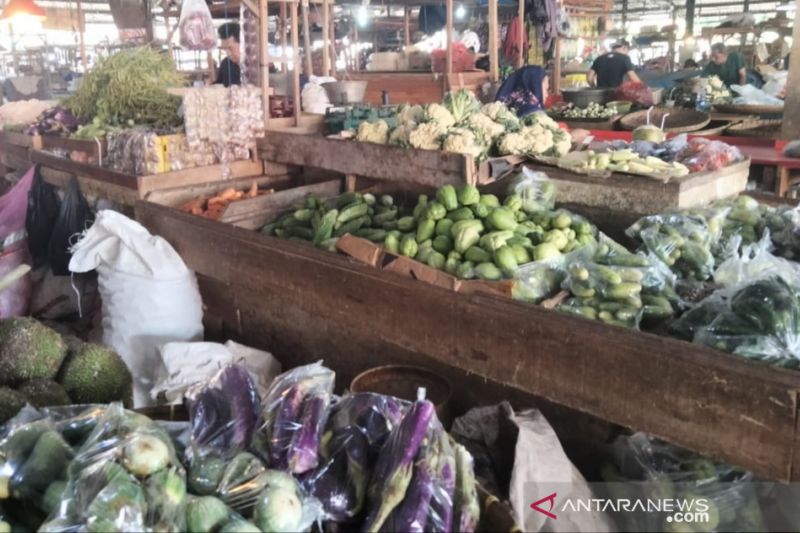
[481,102,520,129]
[708,75,724,90]
[408,121,446,150]
[523,111,558,130]
[397,104,424,126]
[441,127,486,159]
[424,103,456,128]
[498,125,556,156]
[444,89,481,124]
[388,123,415,146]
[356,119,390,144]
[550,128,572,157]
[466,113,505,145]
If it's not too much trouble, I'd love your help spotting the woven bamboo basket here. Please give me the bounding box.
[713,102,784,116]
[726,119,783,138]
[620,108,710,133]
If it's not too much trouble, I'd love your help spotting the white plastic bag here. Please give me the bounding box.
[179,0,217,50]
[68,210,204,407]
[730,84,784,106]
[301,76,336,114]
[152,340,282,403]
[510,409,614,532]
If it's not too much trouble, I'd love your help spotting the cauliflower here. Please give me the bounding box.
[356,120,389,144]
[444,89,481,124]
[388,123,415,146]
[523,111,558,130]
[441,127,486,160]
[465,113,505,145]
[408,121,446,150]
[551,128,572,157]
[424,103,456,128]
[497,131,531,156]
[397,104,424,126]
[498,125,555,156]
[708,75,724,90]
[481,102,520,129]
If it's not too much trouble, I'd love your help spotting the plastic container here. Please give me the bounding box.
[350,365,453,426]
[322,81,368,105]
[561,87,615,107]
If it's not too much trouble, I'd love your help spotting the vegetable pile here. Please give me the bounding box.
[559,148,690,179]
[0,317,133,424]
[23,106,79,136]
[550,102,616,120]
[64,47,185,136]
[353,90,571,161]
[707,75,732,104]
[0,361,484,532]
[179,182,271,220]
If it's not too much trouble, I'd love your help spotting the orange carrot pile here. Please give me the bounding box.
[179,181,271,220]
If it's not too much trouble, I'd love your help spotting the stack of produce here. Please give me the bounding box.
[550,102,616,120]
[179,182,269,220]
[669,276,800,369]
[23,106,79,136]
[65,47,185,138]
[707,75,732,103]
[260,191,393,250]
[0,361,484,532]
[0,317,133,423]
[560,148,690,178]
[354,89,571,161]
[559,237,678,328]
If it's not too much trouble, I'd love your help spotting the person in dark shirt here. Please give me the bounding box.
[215,22,241,87]
[588,41,641,88]
[703,43,746,87]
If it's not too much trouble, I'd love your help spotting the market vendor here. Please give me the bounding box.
[494,65,549,116]
[703,43,746,87]
[587,41,641,88]
[215,22,241,87]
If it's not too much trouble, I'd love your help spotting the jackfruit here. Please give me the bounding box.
[58,342,132,405]
[0,387,26,425]
[17,379,71,408]
[0,318,67,386]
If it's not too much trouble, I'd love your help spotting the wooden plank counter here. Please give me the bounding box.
[136,200,800,482]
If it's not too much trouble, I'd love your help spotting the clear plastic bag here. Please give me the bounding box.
[678,137,743,173]
[256,361,335,474]
[763,203,800,260]
[300,393,406,523]
[730,84,784,106]
[363,399,458,532]
[713,232,800,288]
[178,0,216,51]
[607,432,765,533]
[615,81,657,107]
[39,403,188,532]
[505,168,556,213]
[627,212,717,281]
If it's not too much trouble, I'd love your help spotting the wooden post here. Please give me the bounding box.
[259,0,270,129]
[76,0,88,72]
[404,7,411,47]
[686,0,696,36]
[446,0,454,74]
[291,0,302,126]
[488,0,498,81]
[517,0,524,68]
[280,2,288,72]
[553,36,561,94]
[781,0,800,139]
[328,1,336,75]
[301,0,313,77]
[322,0,331,75]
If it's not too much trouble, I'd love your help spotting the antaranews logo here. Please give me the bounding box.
[530,492,558,520]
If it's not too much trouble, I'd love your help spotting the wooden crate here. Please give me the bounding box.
[531,158,751,216]
[259,132,487,186]
[135,200,800,482]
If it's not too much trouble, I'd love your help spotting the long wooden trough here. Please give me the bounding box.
[136,200,800,482]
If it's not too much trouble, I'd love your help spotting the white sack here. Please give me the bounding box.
[69,210,204,407]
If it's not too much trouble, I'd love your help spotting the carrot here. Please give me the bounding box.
[180,197,207,214]
[233,191,244,200]
[248,181,258,198]
[218,187,238,201]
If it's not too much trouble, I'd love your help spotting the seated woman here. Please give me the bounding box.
[494,65,549,117]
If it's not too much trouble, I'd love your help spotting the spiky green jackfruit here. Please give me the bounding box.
[0,387,26,424]
[17,379,71,408]
[58,342,132,405]
[0,318,67,386]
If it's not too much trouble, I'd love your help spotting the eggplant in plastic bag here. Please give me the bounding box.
[256,361,335,474]
[301,393,406,523]
[39,403,188,532]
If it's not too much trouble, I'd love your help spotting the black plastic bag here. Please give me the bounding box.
[25,165,61,268]
[48,177,94,276]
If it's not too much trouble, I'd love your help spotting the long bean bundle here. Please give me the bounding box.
[65,47,186,129]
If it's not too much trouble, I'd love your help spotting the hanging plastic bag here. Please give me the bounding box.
[0,240,33,318]
[68,210,204,407]
[0,165,34,242]
[26,166,61,269]
[505,168,556,213]
[48,177,94,276]
[179,0,217,51]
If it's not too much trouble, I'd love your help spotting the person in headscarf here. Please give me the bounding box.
[494,65,549,116]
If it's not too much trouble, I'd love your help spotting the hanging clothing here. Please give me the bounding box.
[495,65,546,116]
[501,16,529,66]
[527,24,544,66]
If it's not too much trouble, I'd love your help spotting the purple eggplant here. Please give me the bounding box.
[382,464,434,533]
[269,384,303,469]
[185,364,261,455]
[362,400,435,532]
[287,393,331,474]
